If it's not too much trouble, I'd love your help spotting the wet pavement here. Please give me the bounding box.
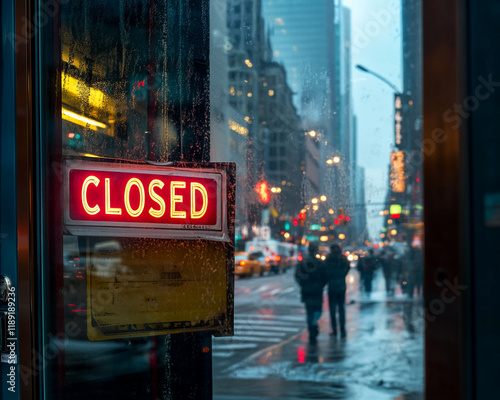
[213,267,424,399]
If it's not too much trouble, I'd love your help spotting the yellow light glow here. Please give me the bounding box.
[391,229,397,235]
[245,59,253,68]
[320,195,327,202]
[171,181,186,218]
[284,232,290,239]
[329,209,334,214]
[301,238,306,245]
[105,178,122,215]
[315,254,321,259]
[124,178,145,217]
[333,156,340,164]
[81,176,100,215]
[62,108,106,130]
[247,92,253,97]
[321,255,326,261]
[348,254,354,261]
[268,90,274,96]
[380,233,386,238]
[309,130,316,137]
[326,159,333,165]
[313,205,319,211]
[61,74,109,111]
[320,236,328,242]
[338,233,346,240]
[229,119,249,136]
[149,179,166,218]
[229,86,235,96]
[354,255,359,260]
[191,182,208,219]
[388,219,393,224]
[311,198,319,204]
[82,153,101,159]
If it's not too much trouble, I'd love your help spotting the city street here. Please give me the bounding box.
[213,267,424,400]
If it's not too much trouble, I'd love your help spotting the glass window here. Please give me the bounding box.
[213,0,424,399]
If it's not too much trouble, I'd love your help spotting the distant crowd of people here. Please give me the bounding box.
[295,243,423,345]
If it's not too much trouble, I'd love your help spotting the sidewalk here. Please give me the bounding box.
[216,271,424,400]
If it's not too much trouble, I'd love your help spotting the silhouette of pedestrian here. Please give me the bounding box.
[326,244,350,338]
[357,249,376,295]
[295,242,327,345]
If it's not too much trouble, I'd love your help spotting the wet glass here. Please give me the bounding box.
[41,1,213,399]
[212,0,424,399]
[39,0,423,398]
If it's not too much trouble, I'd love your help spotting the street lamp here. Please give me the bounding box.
[355,64,402,95]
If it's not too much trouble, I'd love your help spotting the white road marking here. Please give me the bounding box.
[212,351,235,358]
[236,314,305,322]
[233,323,300,332]
[217,336,282,343]
[234,330,287,337]
[213,343,258,350]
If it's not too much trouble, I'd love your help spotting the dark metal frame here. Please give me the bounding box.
[423,0,472,398]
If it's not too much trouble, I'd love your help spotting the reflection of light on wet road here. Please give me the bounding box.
[298,347,306,364]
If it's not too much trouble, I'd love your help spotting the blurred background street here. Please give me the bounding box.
[213,267,424,400]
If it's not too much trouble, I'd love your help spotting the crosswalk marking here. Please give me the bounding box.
[233,324,299,332]
[214,335,281,343]
[213,343,258,350]
[236,314,305,323]
[234,330,287,337]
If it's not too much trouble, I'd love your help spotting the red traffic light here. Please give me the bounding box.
[298,212,306,219]
[255,181,270,203]
[334,220,339,225]
[293,218,298,226]
[345,216,350,222]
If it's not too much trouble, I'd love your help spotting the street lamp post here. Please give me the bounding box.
[355,64,402,96]
[356,64,417,284]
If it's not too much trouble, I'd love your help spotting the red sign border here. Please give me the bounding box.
[63,159,230,242]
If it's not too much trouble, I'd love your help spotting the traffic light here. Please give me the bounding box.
[255,181,270,203]
[338,207,345,225]
[298,212,306,227]
[293,218,298,226]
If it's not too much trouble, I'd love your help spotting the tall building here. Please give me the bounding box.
[262,0,343,198]
[259,61,301,217]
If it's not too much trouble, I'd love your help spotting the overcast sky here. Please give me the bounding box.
[343,0,402,239]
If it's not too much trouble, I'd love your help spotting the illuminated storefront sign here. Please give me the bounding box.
[390,151,406,193]
[64,160,231,241]
[395,94,403,147]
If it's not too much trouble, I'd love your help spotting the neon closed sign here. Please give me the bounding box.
[64,160,230,241]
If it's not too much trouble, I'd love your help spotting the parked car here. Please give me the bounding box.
[234,252,265,278]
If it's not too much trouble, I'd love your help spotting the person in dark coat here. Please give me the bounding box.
[325,244,350,338]
[357,249,376,295]
[295,242,327,345]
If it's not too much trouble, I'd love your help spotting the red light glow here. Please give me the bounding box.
[334,220,339,225]
[345,216,350,222]
[298,347,306,364]
[255,181,270,203]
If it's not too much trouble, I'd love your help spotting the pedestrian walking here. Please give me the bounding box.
[325,244,350,338]
[295,242,327,345]
[357,249,376,295]
[382,249,396,295]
